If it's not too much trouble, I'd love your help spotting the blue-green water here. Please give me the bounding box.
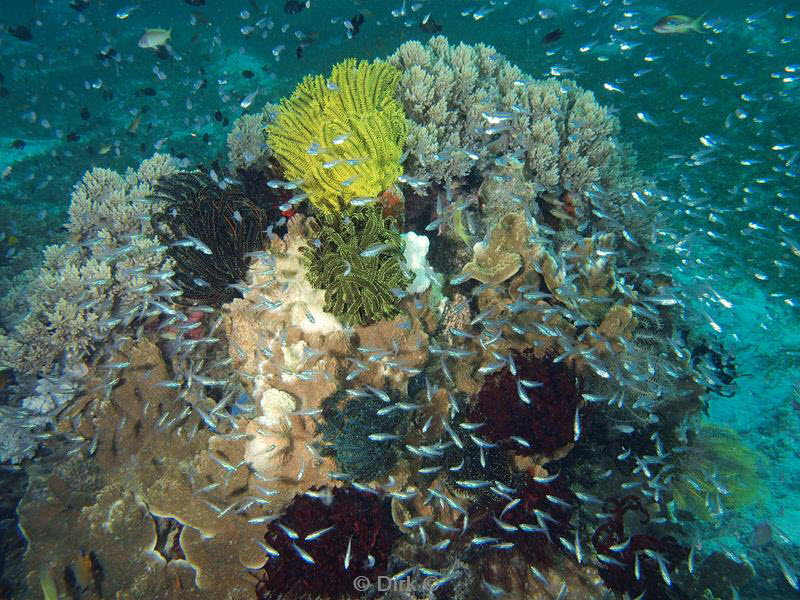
[1,1,799,599]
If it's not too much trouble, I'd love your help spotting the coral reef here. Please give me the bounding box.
[303,205,411,326]
[4,37,742,600]
[267,58,408,214]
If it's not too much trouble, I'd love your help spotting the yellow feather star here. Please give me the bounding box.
[267,58,409,215]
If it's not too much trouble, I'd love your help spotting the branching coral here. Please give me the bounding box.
[267,58,408,214]
[226,102,278,171]
[303,206,410,326]
[150,172,268,307]
[388,36,619,199]
[0,155,176,376]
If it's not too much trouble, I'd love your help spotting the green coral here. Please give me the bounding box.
[303,206,410,326]
[266,58,409,215]
[316,390,408,482]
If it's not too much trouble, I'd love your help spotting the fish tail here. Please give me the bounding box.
[692,12,707,32]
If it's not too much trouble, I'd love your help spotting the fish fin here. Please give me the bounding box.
[692,12,707,32]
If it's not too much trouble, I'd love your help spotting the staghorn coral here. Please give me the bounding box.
[303,206,410,326]
[150,172,268,307]
[267,58,408,214]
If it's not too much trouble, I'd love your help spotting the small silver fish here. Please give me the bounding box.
[368,433,400,442]
[305,525,336,541]
[360,242,393,257]
[344,536,352,570]
[291,542,315,564]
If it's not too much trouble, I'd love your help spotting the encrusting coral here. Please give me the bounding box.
[459,211,528,285]
[266,58,408,214]
[17,340,262,599]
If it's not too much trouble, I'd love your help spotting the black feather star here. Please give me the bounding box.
[150,172,267,307]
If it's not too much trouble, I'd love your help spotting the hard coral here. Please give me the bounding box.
[267,58,408,215]
[0,155,176,376]
[470,349,582,457]
[150,172,268,307]
[303,206,410,326]
[255,486,400,599]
